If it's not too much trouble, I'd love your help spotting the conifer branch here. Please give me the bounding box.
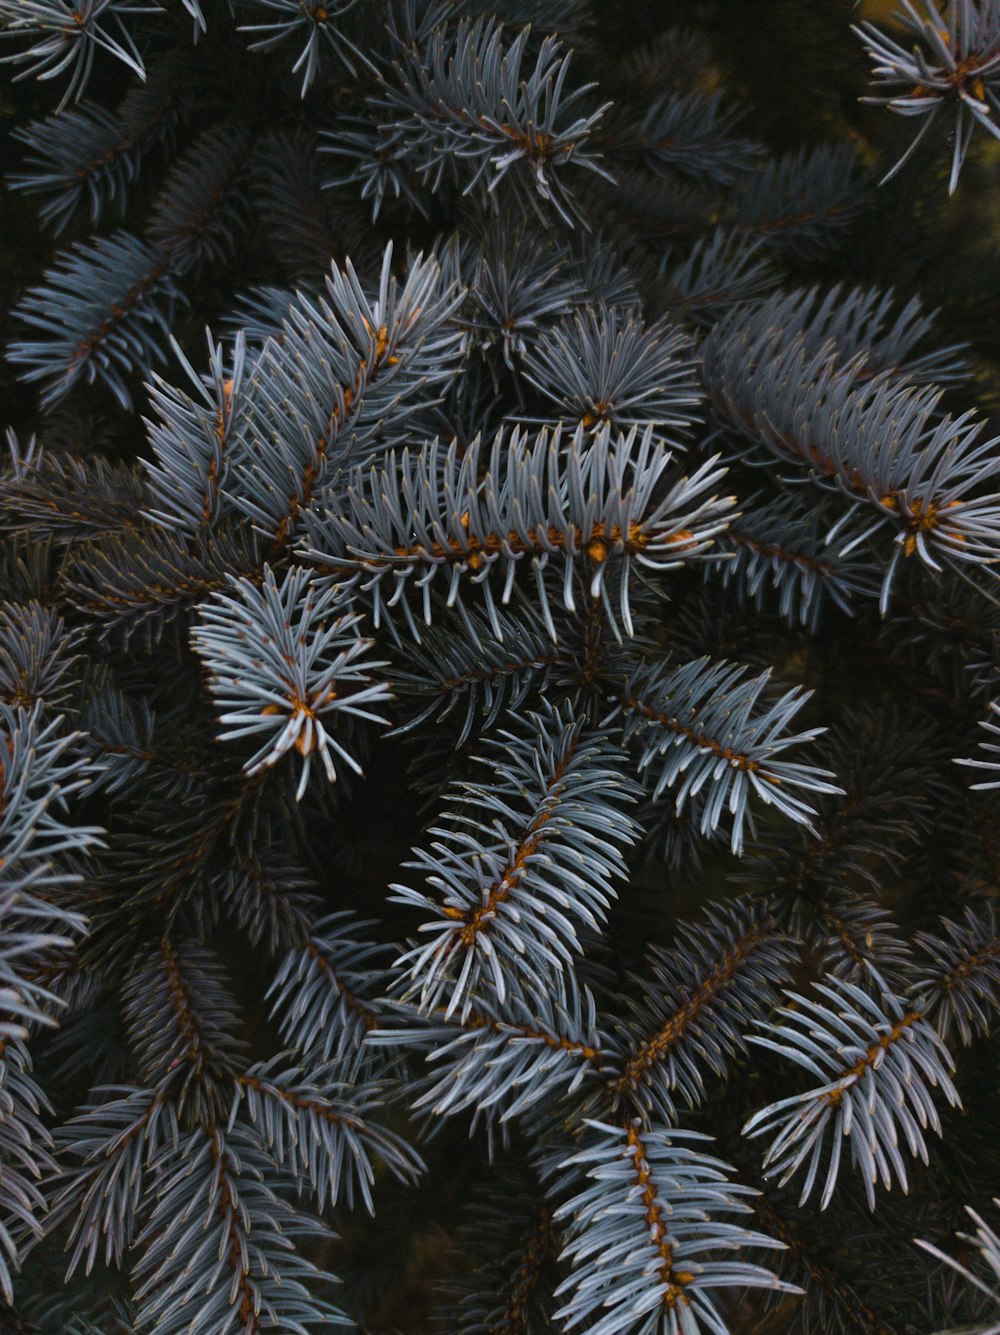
[233,1057,423,1214]
[730,144,864,254]
[132,1121,347,1333]
[122,940,244,1122]
[553,1120,797,1335]
[609,900,796,1122]
[49,1086,173,1278]
[226,245,463,547]
[267,913,386,1073]
[392,705,639,1018]
[192,565,391,799]
[0,1040,57,1306]
[520,307,700,444]
[854,0,1000,192]
[63,522,264,645]
[304,423,733,642]
[0,0,155,112]
[911,903,1000,1045]
[617,658,839,854]
[744,974,960,1210]
[323,16,611,224]
[703,310,1000,608]
[240,0,363,96]
[8,232,183,410]
[388,601,559,742]
[373,985,608,1132]
[143,332,248,535]
[9,102,141,234]
[0,442,148,543]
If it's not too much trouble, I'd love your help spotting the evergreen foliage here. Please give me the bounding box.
[1,1,1000,1331]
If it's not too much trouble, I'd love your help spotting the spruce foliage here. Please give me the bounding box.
[1,1,1000,1331]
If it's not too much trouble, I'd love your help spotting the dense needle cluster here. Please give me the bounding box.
[1,1,1000,1332]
